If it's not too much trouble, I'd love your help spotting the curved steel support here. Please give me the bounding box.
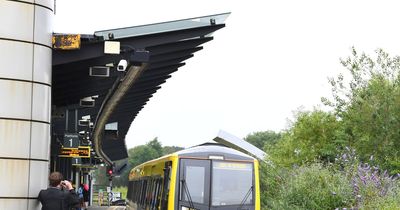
[93,63,148,165]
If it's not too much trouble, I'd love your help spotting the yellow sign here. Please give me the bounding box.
[76,165,96,169]
[214,162,251,170]
[52,34,81,50]
[59,146,90,158]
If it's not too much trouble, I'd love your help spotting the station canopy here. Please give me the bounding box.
[52,13,229,162]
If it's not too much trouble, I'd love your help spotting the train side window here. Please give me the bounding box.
[132,181,136,203]
[150,178,155,205]
[132,181,136,201]
[152,178,157,209]
[137,181,141,204]
[137,180,142,205]
[134,180,140,203]
[140,179,147,206]
[156,178,163,209]
[134,181,138,202]
[150,177,161,210]
[127,181,131,201]
[155,178,162,209]
[150,178,159,209]
[133,181,136,201]
[127,181,133,201]
[145,179,150,206]
[148,178,155,207]
[148,178,152,207]
[134,181,137,202]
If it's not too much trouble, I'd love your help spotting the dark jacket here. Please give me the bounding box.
[38,187,80,210]
[83,189,90,202]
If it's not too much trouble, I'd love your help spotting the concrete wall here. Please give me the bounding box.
[0,0,53,209]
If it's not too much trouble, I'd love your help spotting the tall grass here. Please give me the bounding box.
[261,148,400,209]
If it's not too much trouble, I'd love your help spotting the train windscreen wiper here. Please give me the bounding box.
[237,185,253,210]
[181,179,195,209]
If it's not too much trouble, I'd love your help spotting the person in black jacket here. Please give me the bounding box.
[38,172,80,210]
[82,184,90,209]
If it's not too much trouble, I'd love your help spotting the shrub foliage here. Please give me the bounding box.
[256,48,400,209]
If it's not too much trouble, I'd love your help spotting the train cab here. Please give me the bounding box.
[127,143,260,210]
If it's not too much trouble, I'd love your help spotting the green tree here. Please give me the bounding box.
[112,138,164,186]
[128,142,162,166]
[111,138,185,187]
[245,131,281,150]
[162,146,184,155]
[268,110,341,167]
[93,165,108,186]
[322,48,400,173]
[146,138,163,156]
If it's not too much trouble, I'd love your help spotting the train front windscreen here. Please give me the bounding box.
[211,161,253,206]
[180,159,255,209]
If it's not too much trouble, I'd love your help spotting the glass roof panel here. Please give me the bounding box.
[94,13,230,40]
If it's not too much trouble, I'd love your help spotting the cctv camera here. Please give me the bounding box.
[117,59,128,71]
[79,119,90,127]
[79,97,95,107]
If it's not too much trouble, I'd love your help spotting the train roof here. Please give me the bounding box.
[132,143,255,170]
[175,143,255,161]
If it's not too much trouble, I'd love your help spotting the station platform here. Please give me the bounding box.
[87,206,126,210]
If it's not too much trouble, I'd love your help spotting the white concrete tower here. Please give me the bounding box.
[0,0,53,209]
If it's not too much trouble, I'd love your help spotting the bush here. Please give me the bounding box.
[334,147,400,209]
[282,164,353,209]
[266,110,342,168]
[262,163,353,210]
[260,147,400,209]
[361,192,400,210]
[260,162,289,209]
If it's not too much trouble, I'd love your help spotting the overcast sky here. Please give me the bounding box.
[55,0,400,149]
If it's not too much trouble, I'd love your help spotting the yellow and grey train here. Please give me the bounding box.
[126,143,260,210]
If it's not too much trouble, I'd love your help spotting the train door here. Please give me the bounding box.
[179,159,210,210]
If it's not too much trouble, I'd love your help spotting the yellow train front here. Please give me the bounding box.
[126,143,260,210]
